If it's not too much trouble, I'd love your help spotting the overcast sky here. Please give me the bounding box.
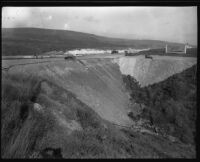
[2,7,197,45]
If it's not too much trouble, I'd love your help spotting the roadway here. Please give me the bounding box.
[2,53,197,71]
[1,54,124,71]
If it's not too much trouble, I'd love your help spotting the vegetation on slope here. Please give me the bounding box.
[2,28,183,56]
[123,65,197,144]
[1,68,196,158]
[1,72,107,158]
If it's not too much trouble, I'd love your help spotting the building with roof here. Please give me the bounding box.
[165,43,192,54]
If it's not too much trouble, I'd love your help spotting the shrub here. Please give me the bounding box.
[1,73,56,158]
[123,65,196,144]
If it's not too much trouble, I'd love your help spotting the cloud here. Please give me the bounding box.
[64,23,70,30]
[84,16,99,23]
[75,15,79,19]
[47,15,52,20]
[2,7,31,21]
[2,7,197,45]
[2,7,31,28]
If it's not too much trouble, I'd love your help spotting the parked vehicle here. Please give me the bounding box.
[111,50,118,54]
[145,54,153,59]
[64,54,76,60]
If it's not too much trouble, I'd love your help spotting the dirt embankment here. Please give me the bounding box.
[4,56,197,128]
[6,58,133,126]
[2,56,196,158]
[115,55,197,87]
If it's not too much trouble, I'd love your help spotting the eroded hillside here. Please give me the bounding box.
[115,55,197,87]
[1,56,197,158]
[5,58,132,126]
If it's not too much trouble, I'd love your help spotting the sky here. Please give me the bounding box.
[2,7,197,45]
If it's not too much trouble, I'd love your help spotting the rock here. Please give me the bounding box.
[33,103,43,112]
[168,135,176,142]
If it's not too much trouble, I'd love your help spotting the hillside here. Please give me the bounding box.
[115,55,197,87]
[1,57,196,158]
[123,64,197,144]
[2,28,183,56]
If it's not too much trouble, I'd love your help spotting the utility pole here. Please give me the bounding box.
[194,64,197,82]
[165,44,168,54]
[184,43,188,54]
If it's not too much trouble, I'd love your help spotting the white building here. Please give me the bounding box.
[126,48,150,53]
[165,43,192,54]
[65,49,111,56]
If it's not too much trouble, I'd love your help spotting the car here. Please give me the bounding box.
[64,54,76,60]
[111,50,118,54]
[145,54,153,59]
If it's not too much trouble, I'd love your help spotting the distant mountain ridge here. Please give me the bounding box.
[2,28,184,56]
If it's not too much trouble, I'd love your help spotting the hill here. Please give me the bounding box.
[2,28,184,56]
[1,57,196,158]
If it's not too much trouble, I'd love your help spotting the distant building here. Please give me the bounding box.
[165,43,192,54]
[65,49,111,55]
[127,48,150,54]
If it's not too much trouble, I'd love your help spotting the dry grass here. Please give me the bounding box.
[1,62,196,158]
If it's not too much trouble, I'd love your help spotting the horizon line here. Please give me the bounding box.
[2,27,196,46]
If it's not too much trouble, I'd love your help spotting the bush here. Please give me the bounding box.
[123,65,197,144]
[1,73,56,158]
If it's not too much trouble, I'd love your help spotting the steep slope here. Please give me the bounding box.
[1,56,196,158]
[122,64,197,144]
[6,58,132,126]
[2,70,196,158]
[115,55,197,87]
[2,28,183,56]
